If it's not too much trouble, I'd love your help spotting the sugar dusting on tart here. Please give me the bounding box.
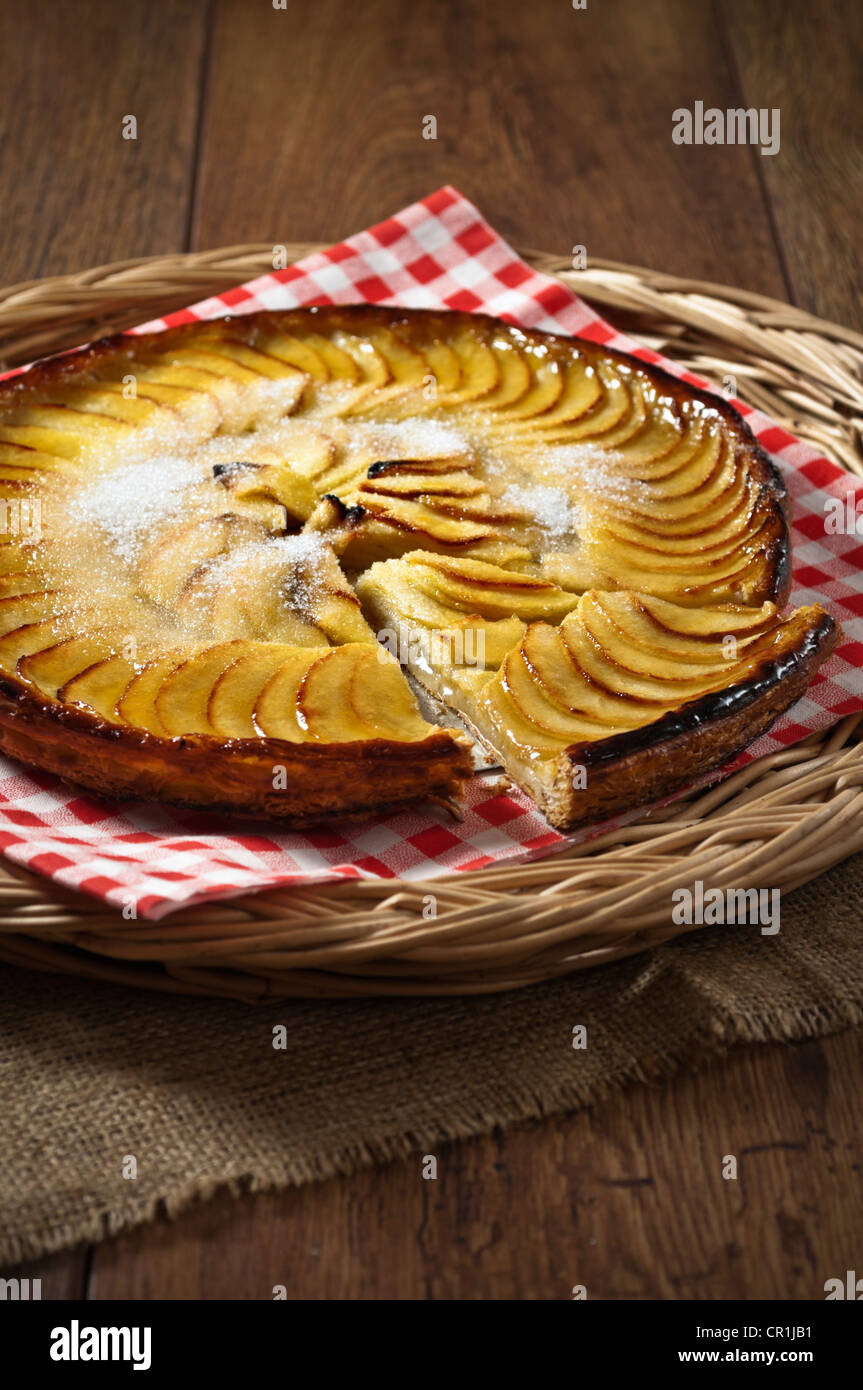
[69,453,206,565]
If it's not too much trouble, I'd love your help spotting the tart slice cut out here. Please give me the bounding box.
[357,553,837,829]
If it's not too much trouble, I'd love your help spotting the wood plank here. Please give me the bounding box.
[0,1249,88,1300]
[723,0,863,330]
[87,1028,863,1299]
[0,0,210,284]
[3,0,858,1307]
[193,0,786,294]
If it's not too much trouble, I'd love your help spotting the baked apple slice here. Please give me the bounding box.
[137,513,271,609]
[116,655,187,734]
[401,553,581,621]
[179,534,374,647]
[59,655,139,723]
[207,643,296,738]
[430,322,501,404]
[17,631,122,698]
[154,641,249,736]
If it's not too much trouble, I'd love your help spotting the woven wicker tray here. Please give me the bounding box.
[0,245,861,1001]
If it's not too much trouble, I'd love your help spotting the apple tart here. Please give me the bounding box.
[0,307,836,827]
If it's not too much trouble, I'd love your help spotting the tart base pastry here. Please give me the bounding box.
[0,306,836,828]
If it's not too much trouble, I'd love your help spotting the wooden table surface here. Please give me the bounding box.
[2,0,861,1300]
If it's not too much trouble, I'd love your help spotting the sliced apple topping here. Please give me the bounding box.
[116,655,186,735]
[207,642,295,738]
[18,631,124,699]
[470,594,825,761]
[239,643,435,744]
[356,551,583,682]
[155,641,249,736]
[175,533,375,646]
[60,654,139,724]
[138,514,270,609]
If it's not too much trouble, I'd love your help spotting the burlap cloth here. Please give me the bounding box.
[2,850,862,1266]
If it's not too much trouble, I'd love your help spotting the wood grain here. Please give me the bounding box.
[81,1029,862,1301]
[192,0,787,294]
[0,0,861,1304]
[3,1249,88,1301]
[722,0,863,330]
[0,0,208,284]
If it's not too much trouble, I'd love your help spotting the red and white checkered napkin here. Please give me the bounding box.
[2,186,863,919]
